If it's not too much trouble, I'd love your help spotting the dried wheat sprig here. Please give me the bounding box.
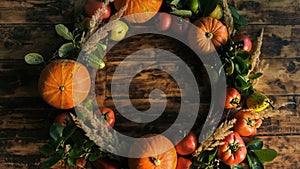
[193,119,236,157]
[73,105,122,154]
[81,4,128,55]
[220,0,234,36]
[243,102,295,119]
[89,0,110,35]
[249,28,264,76]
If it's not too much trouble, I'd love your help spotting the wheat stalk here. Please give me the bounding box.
[73,105,122,154]
[192,118,236,157]
[81,4,128,55]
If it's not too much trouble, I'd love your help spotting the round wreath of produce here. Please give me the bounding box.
[23,0,292,168]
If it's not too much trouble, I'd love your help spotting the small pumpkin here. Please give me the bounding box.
[114,0,163,23]
[128,134,177,169]
[188,17,228,54]
[38,59,91,109]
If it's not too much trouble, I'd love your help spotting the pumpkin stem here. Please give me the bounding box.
[205,32,214,39]
[150,157,161,166]
[59,86,65,91]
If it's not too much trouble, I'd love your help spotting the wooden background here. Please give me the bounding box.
[0,0,299,168]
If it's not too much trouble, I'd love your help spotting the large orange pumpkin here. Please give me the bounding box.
[114,0,163,23]
[128,134,177,169]
[188,17,228,54]
[38,59,91,109]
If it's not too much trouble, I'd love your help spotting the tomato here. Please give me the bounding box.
[233,111,258,137]
[154,12,172,31]
[232,35,252,53]
[92,157,121,169]
[94,107,115,127]
[224,88,241,109]
[54,113,71,127]
[217,132,247,166]
[171,17,190,36]
[85,0,111,19]
[81,17,91,27]
[173,131,198,155]
[176,157,192,169]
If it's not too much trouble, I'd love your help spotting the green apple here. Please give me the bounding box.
[109,20,129,41]
[186,0,199,14]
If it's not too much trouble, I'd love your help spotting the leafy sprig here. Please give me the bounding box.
[39,117,104,169]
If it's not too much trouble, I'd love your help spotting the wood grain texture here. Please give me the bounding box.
[0,0,299,168]
[233,0,300,25]
[0,0,76,24]
[260,135,300,169]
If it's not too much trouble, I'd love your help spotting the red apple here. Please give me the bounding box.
[85,0,111,20]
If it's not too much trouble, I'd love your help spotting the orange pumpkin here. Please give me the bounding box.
[38,59,91,109]
[114,0,163,23]
[188,17,228,54]
[128,134,177,169]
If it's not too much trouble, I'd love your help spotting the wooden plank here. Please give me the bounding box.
[0,139,46,169]
[0,60,42,98]
[0,0,77,24]
[257,95,299,135]
[254,58,300,95]
[239,25,300,59]
[259,135,300,169]
[235,0,300,25]
[0,25,65,60]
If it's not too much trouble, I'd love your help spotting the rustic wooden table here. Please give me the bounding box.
[0,0,299,168]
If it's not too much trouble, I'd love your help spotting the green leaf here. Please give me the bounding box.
[234,15,248,26]
[236,50,251,60]
[50,123,64,141]
[253,149,278,163]
[228,5,239,19]
[67,157,76,166]
[98,42,107,51]
[169,0,181,6]
[88,53,106,69]
[58,42,75,58]
[236,56,251,75]
[201,0,219,16]
[39,144,56,155]
[84,140,95,149]
[247,152,264,169]
[230,164,244,169]
[63,123,77,140]
[170,10,193,17]
[229,5,248,26]
[247,139,263,150]
[208,148,218,163]
[69,148,84,159]
[55,24,74,40]
[88,150,104,162]
[41,156,62,169]
[24,53,44,65]
[249,72,263,80]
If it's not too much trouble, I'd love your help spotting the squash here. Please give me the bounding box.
[128,134,177,169]
[114,0,163,23]
[188,17,228,54]
[38,59,91,109]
